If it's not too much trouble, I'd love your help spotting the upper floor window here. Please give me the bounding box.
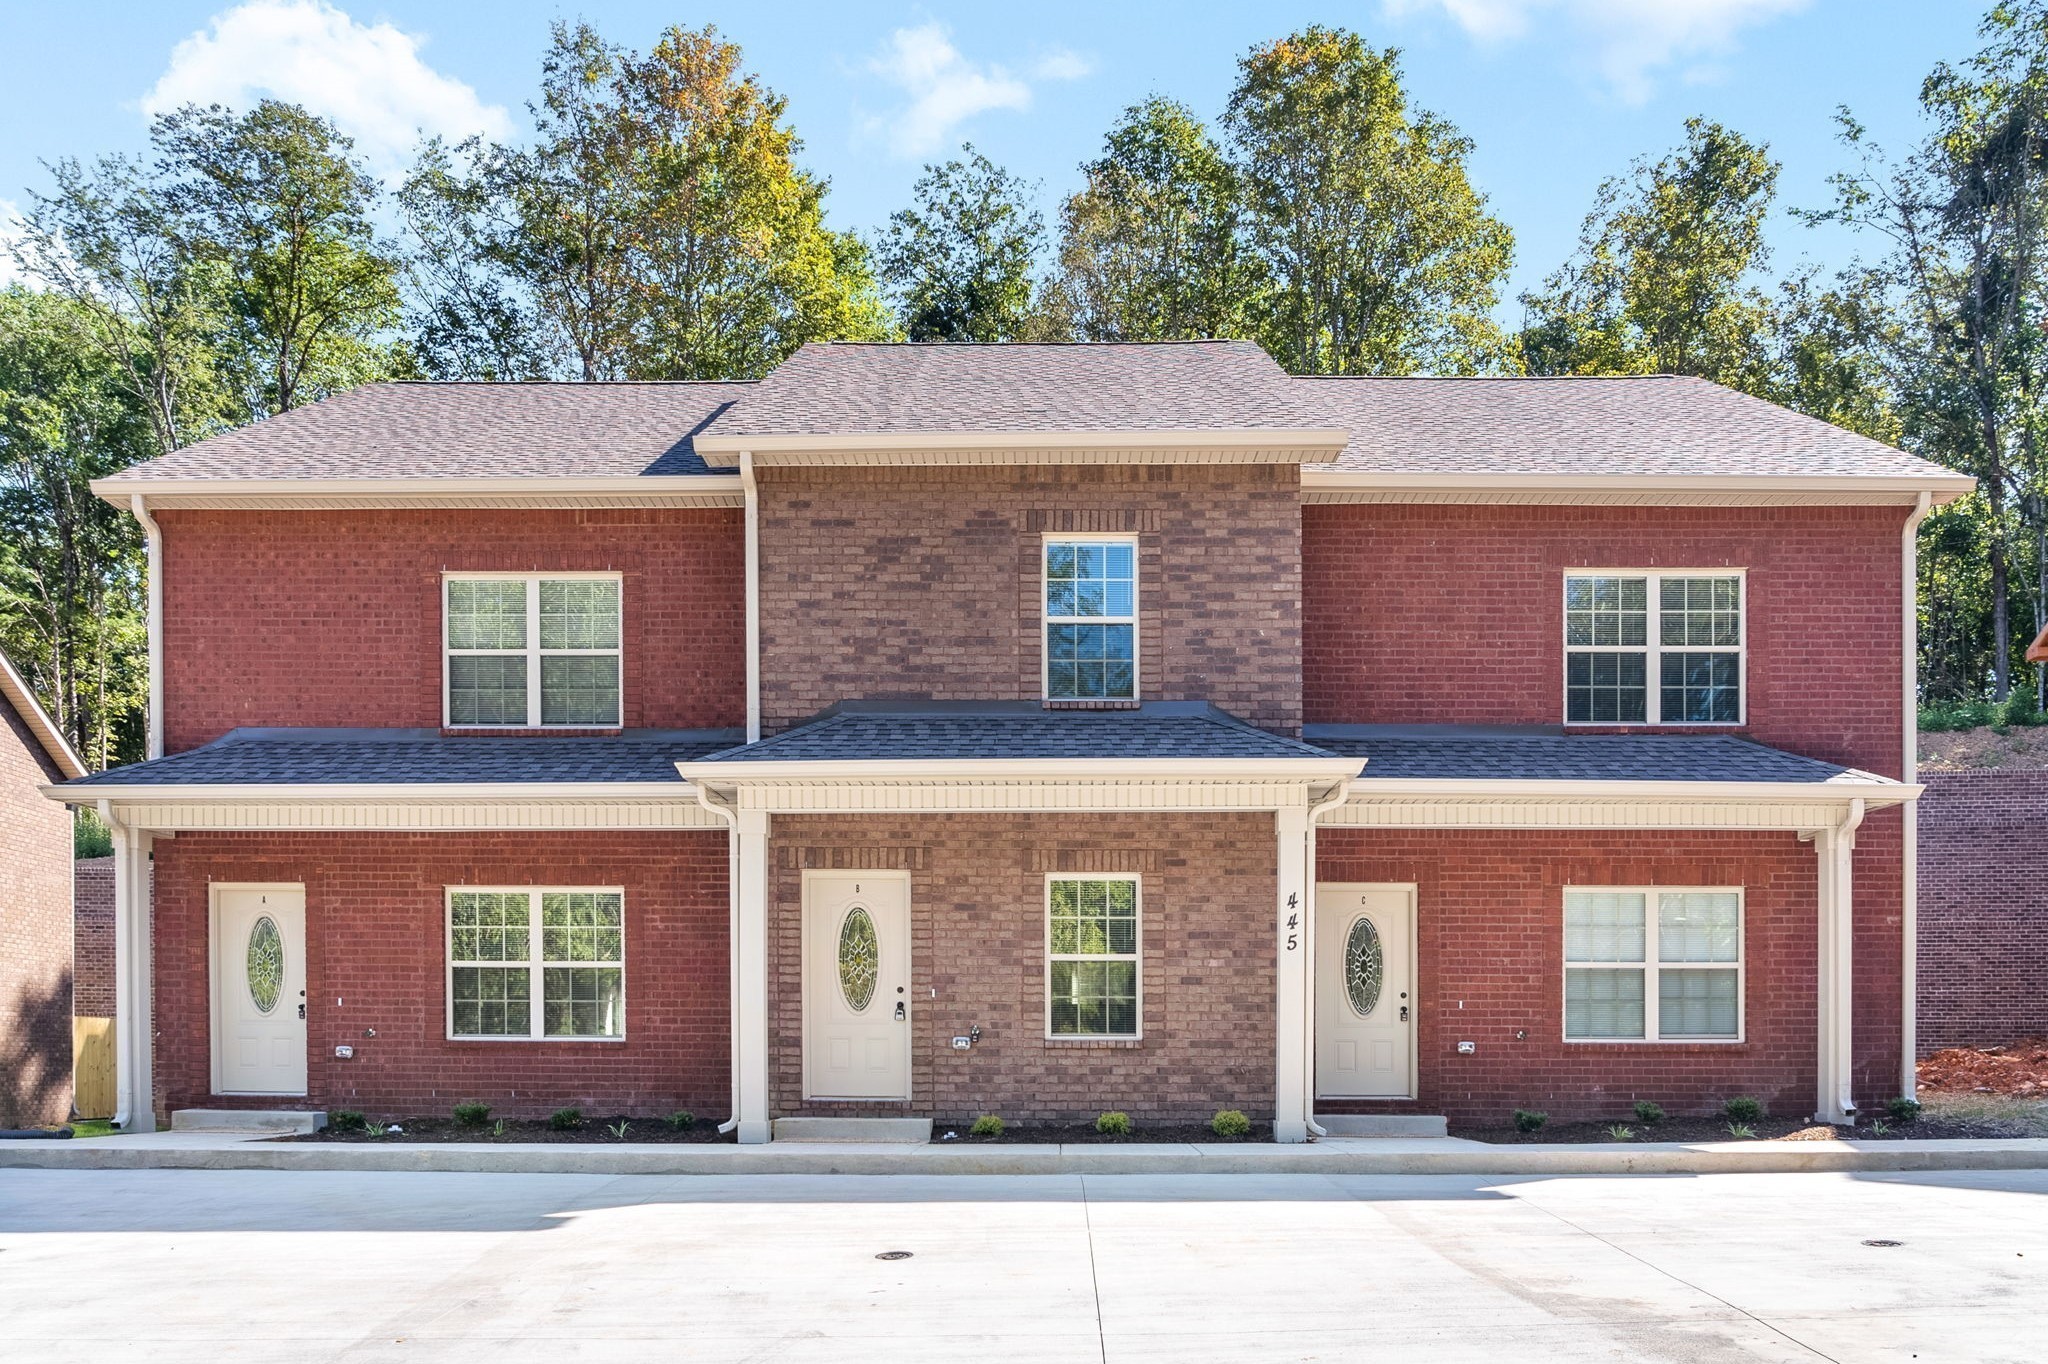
[1045,538,1136,701]
[1564,572,1743,725]
[445,574,621,728]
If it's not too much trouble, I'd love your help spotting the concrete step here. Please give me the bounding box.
[171,1109,326,1134]
[772,1116,933,1143]
[1317,1114,1449,1138]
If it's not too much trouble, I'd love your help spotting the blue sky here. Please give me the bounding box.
[0,1,1990,307]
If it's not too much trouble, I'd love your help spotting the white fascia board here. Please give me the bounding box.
[679,757,1367,784]
[43,780,699,805]
[91,474,745,509]
[1299,469,1978,505]
[692,427,1352,465]
[0,652,85,780]
[1339,777,1920,805]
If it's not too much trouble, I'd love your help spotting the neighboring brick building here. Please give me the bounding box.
[1,648,84,1128]
[1917,770,2048,1052]
[50,341,1973,1139]
[72,857,115,1020]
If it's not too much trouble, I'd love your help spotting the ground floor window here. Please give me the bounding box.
[446,888,624,1040]
[1564,887,1742,1042]
[1047,876,1140,1037]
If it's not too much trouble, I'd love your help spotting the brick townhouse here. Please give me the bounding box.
[2,646,84,1127]
[48,340,1972,1141]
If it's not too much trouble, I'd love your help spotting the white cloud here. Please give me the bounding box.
[142,0,511,174]
[1385,0,1809,103]
[864,23,1090,159]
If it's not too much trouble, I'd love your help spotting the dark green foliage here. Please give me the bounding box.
[1094,1111,1133,1136]
[1723,1096,1764,1124]
[74,808,113,859]
[452,1102,491,1126]
[1633,1100,1665,1125]
[328,1110,368,1133]
[1209,1109,1252,1139]
[1513,1109,1548,1133]
[1887,1097,1923,1123]
[969,1114,1006,1137]
[549,1107,583,1131]
[665,1110,695,1131]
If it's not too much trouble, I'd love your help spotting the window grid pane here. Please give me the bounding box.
[1659,968,1739,1037]
[1565,892,1647,963]
[1046,541,1136,701]
[1657,892,1741,962]
[1566,652,1647,723]
[540,655,621,726]
[1660,651,1741,724]
[452,966,530,1036]
[446,580,527,650]
[539,579,621,650]
[448,656,528,726]
[1566,967,1645,1039]
[1049,878,1138,1037]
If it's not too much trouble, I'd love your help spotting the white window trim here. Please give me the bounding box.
[1562,568,1747,727]
[1561,884,1745,1045]
[1044,872,1143,1040]
[442,571,624,729]
[444,885,627,1042]
[1040,534,1141,703]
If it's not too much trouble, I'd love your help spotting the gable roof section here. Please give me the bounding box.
[0,647,85,780]
[1304,727,1886,786]
[690,341,1349,463]
[1300,375,1971,502]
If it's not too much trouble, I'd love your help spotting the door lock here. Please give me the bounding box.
[894,1001,906,1021]
[1399,1005,1409,1022]
[298,1003,306,1020]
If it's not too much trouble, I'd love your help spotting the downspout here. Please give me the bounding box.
[1900,491,1933,1100]
[694,782,743,1135]
[740,452,760,744]
[1302,777,1356,1140]
[1827,796,1867,1122]
[130,495,164,759]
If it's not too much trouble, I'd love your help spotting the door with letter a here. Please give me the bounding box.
[1315,883,1416,1099]
[803,872,911,1100]
[212,884,308,1096]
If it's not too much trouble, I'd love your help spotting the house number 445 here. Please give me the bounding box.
[1284,893,1300,951]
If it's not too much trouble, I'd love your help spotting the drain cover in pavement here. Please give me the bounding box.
[1862,1239,1904,1247]
[876,1251,914,1260]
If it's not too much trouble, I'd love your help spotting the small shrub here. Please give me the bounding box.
[1632,1099,1665,1126]
[491,1119,506,1138]
[1210,1109,1252,1139]
[549,1107,583,1131]
[452,1102,491,1127]
[1606,1124,1635,1142]
[2003,689,2042,727]
[1512,1108,1548,1134]
[1886,1096,1922,1124]
[1868,1118,1892,1137]
[1723,1096,1764,1124]
[607,1119,630,1140]
[328,1109,368,1134]
[1095,1111,1132,1136]
[665,1110,696,1131]
[969,1114,1006,1137]
[1725,1122,1757,1140]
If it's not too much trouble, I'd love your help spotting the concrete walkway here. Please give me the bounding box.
[2,1166,2043,1361]
[4,1127,2046,1175]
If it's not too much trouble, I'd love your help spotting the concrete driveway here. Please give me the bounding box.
[0,1168,2039,1362]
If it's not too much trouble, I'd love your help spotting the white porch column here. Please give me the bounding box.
[110,816,157,1133]
[1274,803,1311,1144]
[733,806,772,1144]
[1813,800,1864,1124]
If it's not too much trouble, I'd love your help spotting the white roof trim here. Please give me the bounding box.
[46,780,701,804]
[1300,468,1976,506]
[694,427,1351,466]
[1340,776,1916,804]
[682,756,1367,783]
[1,651,85,780]
[92,474,745,511]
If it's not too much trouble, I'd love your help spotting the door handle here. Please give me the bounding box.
[894,1001,906,1021]
[1399,1005,1409,1023]
[298,1004,306,1020]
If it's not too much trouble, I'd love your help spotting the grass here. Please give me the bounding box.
[67,1119,118,1139]
[1920,1091,2048,1137]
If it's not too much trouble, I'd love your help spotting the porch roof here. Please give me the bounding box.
[1304,726,1893,786]
[53,727,741,791]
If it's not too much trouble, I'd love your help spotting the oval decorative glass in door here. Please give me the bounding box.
[247,915,284,1014]
[838,905,879,1012]
[1343,915,1383,1017]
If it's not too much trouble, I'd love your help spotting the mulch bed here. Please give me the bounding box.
[935,1122,1271,1144]
[281,1115,734,1144]
[1918,1039,2048,1096]
[1454,1112,2022,1143]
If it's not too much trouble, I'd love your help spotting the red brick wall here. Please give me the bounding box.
[757,465,1302,733]
[1916,771,2048,1052]
[73,857,116,1019]
[149,831,730,1121]
[1317,823,1905,1125]
[158,508,744,752]
[769,813,1278,1125]
[1303,504,1908,775]
[0,695,73,1127]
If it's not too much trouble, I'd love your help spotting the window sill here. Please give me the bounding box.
[440,727,625,737]
[1042,699,1141,711]
[1560,1038,1744,1048]
[1042,1036,1145,1048]
[446,1035,629,1044]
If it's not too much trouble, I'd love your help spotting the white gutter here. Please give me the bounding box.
[131,495,164,759]
[42,780,709,805]
[741,451,760,744]
[1901,490,1933,1100]
[1298,469,1978,502]
[1339,775,1918,804]
[93,474,745,504]
[1301,778,1356,1140]
[693,783,744,1136]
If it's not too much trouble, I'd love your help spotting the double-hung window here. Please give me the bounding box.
[1045,539,1137,701]
[1564,572,1743,724]
[445,574,621,727]
[1564,888,1742,1042]
[447,888,625,1040]
[1047,876,1140,1037]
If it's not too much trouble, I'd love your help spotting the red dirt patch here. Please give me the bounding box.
[1917,1039,2048,1096]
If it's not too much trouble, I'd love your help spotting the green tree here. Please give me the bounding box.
[1521,118,1779,386]
[0,288,149,769]
[877,145,1045,343]
[1050,97,1259,341]
[1224,27,1514,375]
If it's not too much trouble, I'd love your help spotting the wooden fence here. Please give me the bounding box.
[72,1017,114,1120]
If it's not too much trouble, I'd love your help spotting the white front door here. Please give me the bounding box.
[1315,883,1416,1099]
[803,872,911,1100]
[213,885,308,1096]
